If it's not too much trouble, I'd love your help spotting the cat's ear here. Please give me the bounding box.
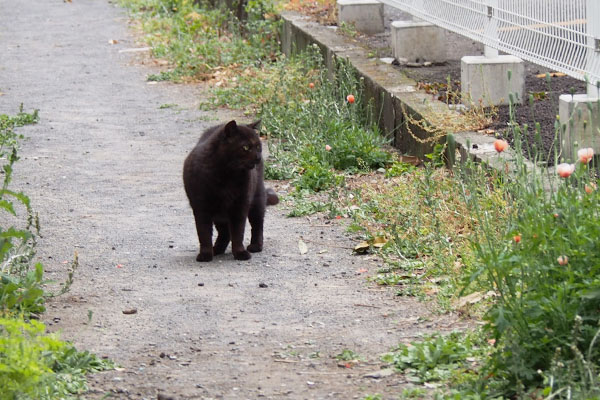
[247,120,261,130]
[224,120,238,140]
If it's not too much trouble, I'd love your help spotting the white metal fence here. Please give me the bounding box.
[378,0,600,94]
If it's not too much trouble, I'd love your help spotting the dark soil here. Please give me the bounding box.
[402,60,587,165]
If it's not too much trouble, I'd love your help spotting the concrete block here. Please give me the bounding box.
[461,55,525,106]
[337,0,384,35]
[559,94,600,162]
[391,21,446,63]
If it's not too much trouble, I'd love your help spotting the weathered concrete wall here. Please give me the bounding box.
[280,11,524,165]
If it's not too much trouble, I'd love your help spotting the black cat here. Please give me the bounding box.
[183,120,278,262]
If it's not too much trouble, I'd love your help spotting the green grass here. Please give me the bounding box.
[0,317,114,399]
[119,0,281,82]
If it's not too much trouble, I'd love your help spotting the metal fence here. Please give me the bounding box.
[378,0,600,93]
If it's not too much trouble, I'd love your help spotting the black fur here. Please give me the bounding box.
[183,120,278,262]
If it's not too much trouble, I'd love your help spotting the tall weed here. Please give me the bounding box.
[457,95,600,394]
[0,107,44,316]
[0,317,113,399]
[261,47,392,192]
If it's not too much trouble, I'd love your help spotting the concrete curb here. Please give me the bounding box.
[281,11,522,166]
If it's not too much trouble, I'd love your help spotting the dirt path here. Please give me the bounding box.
[0,1,461,399]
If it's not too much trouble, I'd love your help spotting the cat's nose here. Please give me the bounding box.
[255,156,261,164]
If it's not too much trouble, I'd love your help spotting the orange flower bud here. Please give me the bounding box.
[494,139,508,153]
[513,234,521,243]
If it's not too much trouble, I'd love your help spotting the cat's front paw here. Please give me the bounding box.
[196,252,213,262]
[233,250,252,260]
[247,243,263,253]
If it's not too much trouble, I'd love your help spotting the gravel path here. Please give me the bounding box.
[0,1,460,398]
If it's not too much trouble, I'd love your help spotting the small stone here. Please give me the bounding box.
[258,283,268,288]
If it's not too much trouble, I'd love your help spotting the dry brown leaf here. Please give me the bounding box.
[372,236,388,248]
[397,155,422,166]
[354,241,370,254]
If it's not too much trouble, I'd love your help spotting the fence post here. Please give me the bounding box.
[484,0,499,58]
[587,0,600,97]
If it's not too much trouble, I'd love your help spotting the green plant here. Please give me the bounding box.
[0,107,45,317]
[0,317,114,399]
[455,88,600,395]
[0,107,107,398]
[382,331,487,385]
[400,387,427,398]
[385,159,417,178]
[336,349,362,361]
[120,0,281,82]
[260,48,391,199]
[362,394,382,400]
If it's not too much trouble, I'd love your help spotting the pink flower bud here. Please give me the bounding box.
[557,255,568,265]
[556,163,575,178]
[325,144,332,151]
[577,147,594,164]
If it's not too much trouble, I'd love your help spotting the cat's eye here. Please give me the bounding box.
[242,145,250,151]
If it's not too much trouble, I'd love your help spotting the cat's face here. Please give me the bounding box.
[223,120,262,170]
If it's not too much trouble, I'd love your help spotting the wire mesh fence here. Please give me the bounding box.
[378,0,600,92]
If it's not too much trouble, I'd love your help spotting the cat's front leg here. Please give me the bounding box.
[247,203,265,253]
[229,217,251,260]
[193,211,214,262]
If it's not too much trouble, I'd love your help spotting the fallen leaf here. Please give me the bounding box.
[298,239,308,255]
[397,155,422,166]
[356,268,368,274]
[535,71,567,78]
[108,39,118,45]
[372,236,388,248]
[455,290,496,308]
[122,308,137,315]
[455,291,484,307]
[364,368,395,379]
[353,241,370,254]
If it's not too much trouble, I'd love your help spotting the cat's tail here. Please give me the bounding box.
[266,188,279,206]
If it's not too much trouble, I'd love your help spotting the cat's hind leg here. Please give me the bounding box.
[213,222,230,255]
